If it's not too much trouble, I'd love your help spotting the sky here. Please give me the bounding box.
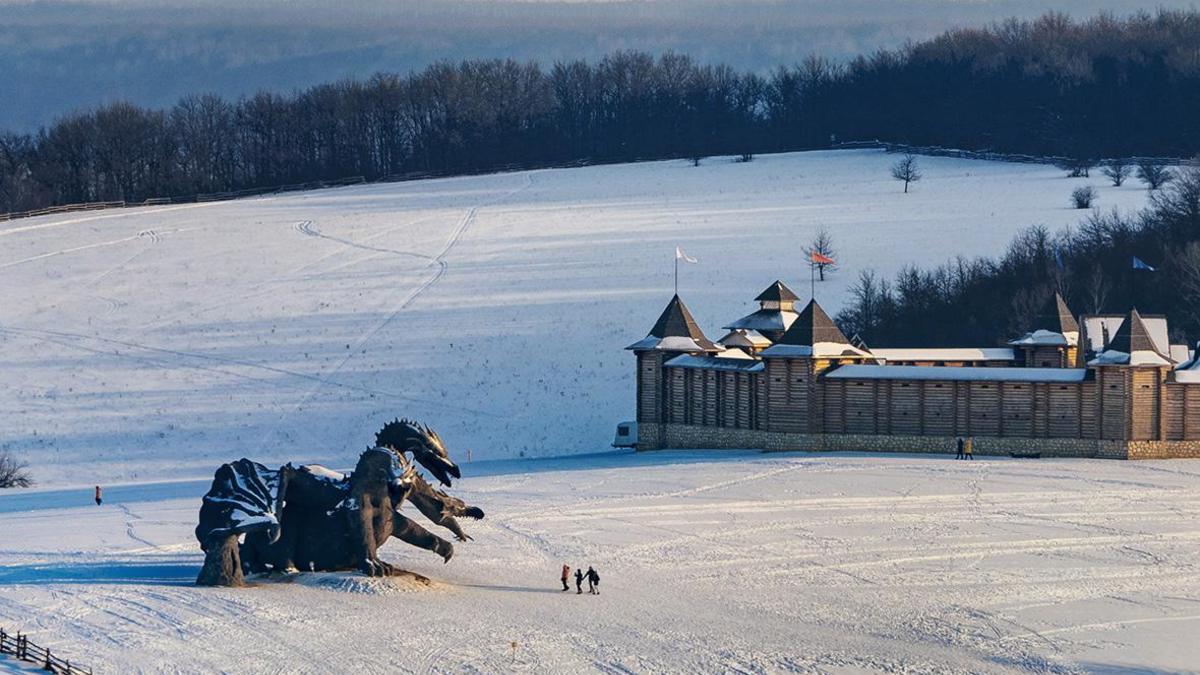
[1,0,1196,131]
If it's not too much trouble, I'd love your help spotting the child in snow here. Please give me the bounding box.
[964,436,974,460]
[561,564,570,591]
[955,437,964,460]
[95,485,103,506]
[586,566,600,595]
[575,568,583,594]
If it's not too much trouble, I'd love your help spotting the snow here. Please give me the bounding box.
[759,341,871,359]
[664,353,764,372]
[2,451,1200,673]
[1088,350,1173,367]
[1008,330,1070,347]
[0,149,1157,486]
[302,464,347,481]
[872,347,1016,362]
[724,307,797,332]
[1081,316,1170,355]
[827,364,1089,382]
[0,149,1196,672]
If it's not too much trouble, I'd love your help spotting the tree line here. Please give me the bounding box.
[4,9,1200,214]
[837,164,1200,347]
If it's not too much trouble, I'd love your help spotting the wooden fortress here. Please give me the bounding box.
[628,281,1200,459]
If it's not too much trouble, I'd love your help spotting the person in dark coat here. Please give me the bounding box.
[95,485,103,506]
[574,568,583,594]
[586,566,599,595]
[955,437,964,460]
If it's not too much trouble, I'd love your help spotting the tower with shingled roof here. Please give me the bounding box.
[723,280,801,343]
[1088,308,1173,441]
[627,295,720,449]
[1008,292,1080,368]
[757,299,873,434]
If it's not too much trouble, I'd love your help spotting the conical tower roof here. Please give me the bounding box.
[1089,308,1171,366]
[754,280,800,304]
[1037,292,1079,335]
[627,294,719,352]
[1106,309,1159,355]
[776,299,852,347]
[760,299,870,358]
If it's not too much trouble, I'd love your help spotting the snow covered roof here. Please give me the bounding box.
[825,364,1089,383]
[1008,329,1071,347]
[1170,344,1192,364]
[664,353,765,373]
[760,341,873,359]
[872,347,1015,362]
[1082,314,1170,355]
[1088,309,1173,367]
[627,294,720,353]
[724,308,798,333]
[1090,350,1173,367]
[1009,294,1079,348]
[1174,343,1200,382]
[717,329,773,349]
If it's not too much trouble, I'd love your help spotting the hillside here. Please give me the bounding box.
[0,150,1154,485]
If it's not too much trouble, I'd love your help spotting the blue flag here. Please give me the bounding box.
[1132,256,1156,272]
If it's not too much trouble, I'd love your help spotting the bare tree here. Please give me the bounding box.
[805,227,837,281]
[1101,160,1131,186]
[1071,186,1097,209]
[1137,161,1174,190]
[891,154,921,193]
[1058,157,1096,178]
[0,450,32,488]
[1085,265,1111,314]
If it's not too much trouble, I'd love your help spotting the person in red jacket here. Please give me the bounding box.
[560,564,570,591]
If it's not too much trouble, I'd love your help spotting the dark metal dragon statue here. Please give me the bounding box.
[195,419,484,586]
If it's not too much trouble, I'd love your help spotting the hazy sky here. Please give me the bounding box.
[2,0,1194,131]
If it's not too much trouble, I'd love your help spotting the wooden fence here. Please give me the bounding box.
[0,627,92,675]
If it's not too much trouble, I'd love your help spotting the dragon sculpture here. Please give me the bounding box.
[195,420,484,586]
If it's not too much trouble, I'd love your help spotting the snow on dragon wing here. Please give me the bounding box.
[195,458,289,549]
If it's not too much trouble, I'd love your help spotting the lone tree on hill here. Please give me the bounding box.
[1102,160,1132,186]
[1137,161,1174,190]
[0,450,32,488]
[891,154,921,193]
[805,227,838,281]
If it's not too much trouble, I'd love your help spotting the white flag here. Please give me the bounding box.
[675,246,698,264]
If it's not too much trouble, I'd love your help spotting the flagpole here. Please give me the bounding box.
[675,255,679,296]
[810,260,815,300]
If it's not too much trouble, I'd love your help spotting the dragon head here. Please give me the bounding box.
[375,418,462,487]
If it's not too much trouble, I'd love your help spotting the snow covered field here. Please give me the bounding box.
[3,149,1196,673]
[0,150,1156,484]
[3,452,1200,673]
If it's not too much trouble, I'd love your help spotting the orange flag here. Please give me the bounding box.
[811,251,835,265]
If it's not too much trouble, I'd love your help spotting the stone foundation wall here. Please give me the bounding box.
[650,423,1182,459]
[1126,440,1200,459]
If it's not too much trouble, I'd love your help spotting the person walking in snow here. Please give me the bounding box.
[964,436,974,460]
[575,568,583,594]
[560,564,571,591]
[955,437,964,460]
[586,566,600,595]
[94,485,103,506]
